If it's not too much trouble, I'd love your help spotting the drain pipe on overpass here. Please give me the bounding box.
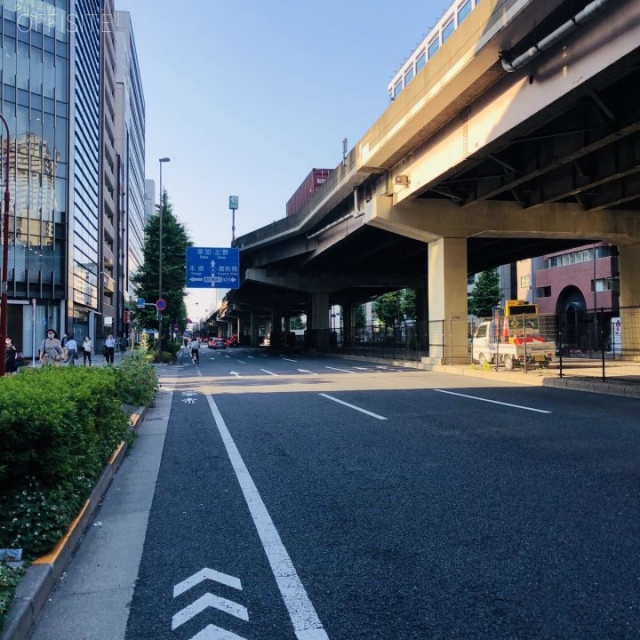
[500,0,610,73]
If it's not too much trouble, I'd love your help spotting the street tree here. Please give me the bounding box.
[468,269,503,317]
[131,191,192,334]
[374,291,404,327]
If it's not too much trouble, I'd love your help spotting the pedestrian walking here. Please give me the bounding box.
[39,330,63,365]
[82,336,93,366]
[190,337,200,364]
[65,334,79,366]
[104,334,116,364]
[4,337,18,375]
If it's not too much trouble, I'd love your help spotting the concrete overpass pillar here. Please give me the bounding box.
[311,293,330,350]
[415,286,428,354]
[618,244,640,360]
[427,238,468,364]
[343,302,354,350]
[270,310,283,348]
[248,313,256,346]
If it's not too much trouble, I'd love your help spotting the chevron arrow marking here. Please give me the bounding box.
[174,568,242,598]
[190,624,247,640]
[172,593,248,630]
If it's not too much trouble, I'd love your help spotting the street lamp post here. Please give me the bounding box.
[0,115,11,376]
[229,195,239,245]
[158,157,170,358]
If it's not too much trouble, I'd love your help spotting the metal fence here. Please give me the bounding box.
[284,307,640,382]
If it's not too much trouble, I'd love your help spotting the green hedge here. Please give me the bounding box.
[0,354,158,630]
[0,367,128,492]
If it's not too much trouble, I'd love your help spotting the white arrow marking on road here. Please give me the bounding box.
[297,369,317,375]
[260,369,279,376]
[190,624,247,640]
[182,392,197,396]
[172,593,248,630]
[183,397,197,404]
[230,371,241,377]
[173,568,242,597]
[324,366,356,374]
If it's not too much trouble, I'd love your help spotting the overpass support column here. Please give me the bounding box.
[427,238,468,364]
[311,293,330,350]
[270,310,283,348]
[342,302,354,350]
[618,245,640,360]
[250,312,259,346]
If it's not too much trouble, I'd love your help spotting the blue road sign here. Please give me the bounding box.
[136,297,145,308]
[186,247,240,289]
[156,298,167,311]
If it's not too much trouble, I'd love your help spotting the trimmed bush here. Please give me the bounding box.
[0,367,130,556]
[115,349,159,407]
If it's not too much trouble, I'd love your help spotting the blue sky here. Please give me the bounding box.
[119,0,452,318]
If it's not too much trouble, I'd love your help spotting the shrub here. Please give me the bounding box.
[0,367,129,493]
[1,562,25,627]
[0,367,131,556]
[115,349,159,407]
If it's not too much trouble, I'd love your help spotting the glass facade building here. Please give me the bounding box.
[114,10,145,311]
[0,0,143,356]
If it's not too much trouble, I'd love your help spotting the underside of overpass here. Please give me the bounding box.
[222,0,640,359]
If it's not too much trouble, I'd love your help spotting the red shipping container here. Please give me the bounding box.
[286,168,333,217]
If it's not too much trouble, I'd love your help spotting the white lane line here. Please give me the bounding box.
[319,393,387,421]
[207,397,329,640]
[433,389,552,414]
[230,371,241,377]
[235,360,246,364]
[281,357,297,362]
[324,366,356,374]
[298,369,317,375]
[260,369,279,376]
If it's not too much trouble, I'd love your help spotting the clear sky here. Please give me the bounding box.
[118,0,452,320]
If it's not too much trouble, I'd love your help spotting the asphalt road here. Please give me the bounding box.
[121,347,640,640]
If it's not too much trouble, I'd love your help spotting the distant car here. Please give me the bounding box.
[208,337,226,349]
[225,336,239,347]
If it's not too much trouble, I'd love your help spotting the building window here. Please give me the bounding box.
[415,50,426,72]
[536,286,551,298]
[593,278,618,293]
[394,80,403,98]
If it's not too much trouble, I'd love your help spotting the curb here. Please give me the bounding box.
[0,407,147,640]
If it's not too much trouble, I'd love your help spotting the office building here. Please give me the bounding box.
[0,0,145,356]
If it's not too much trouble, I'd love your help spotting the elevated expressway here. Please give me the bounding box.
[222,0,640,361]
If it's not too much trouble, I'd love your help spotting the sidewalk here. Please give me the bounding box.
[339,353,640,399]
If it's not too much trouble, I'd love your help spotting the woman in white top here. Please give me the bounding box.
[82,336,93,366]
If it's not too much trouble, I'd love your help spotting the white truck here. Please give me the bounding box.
[471,301,556,370]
